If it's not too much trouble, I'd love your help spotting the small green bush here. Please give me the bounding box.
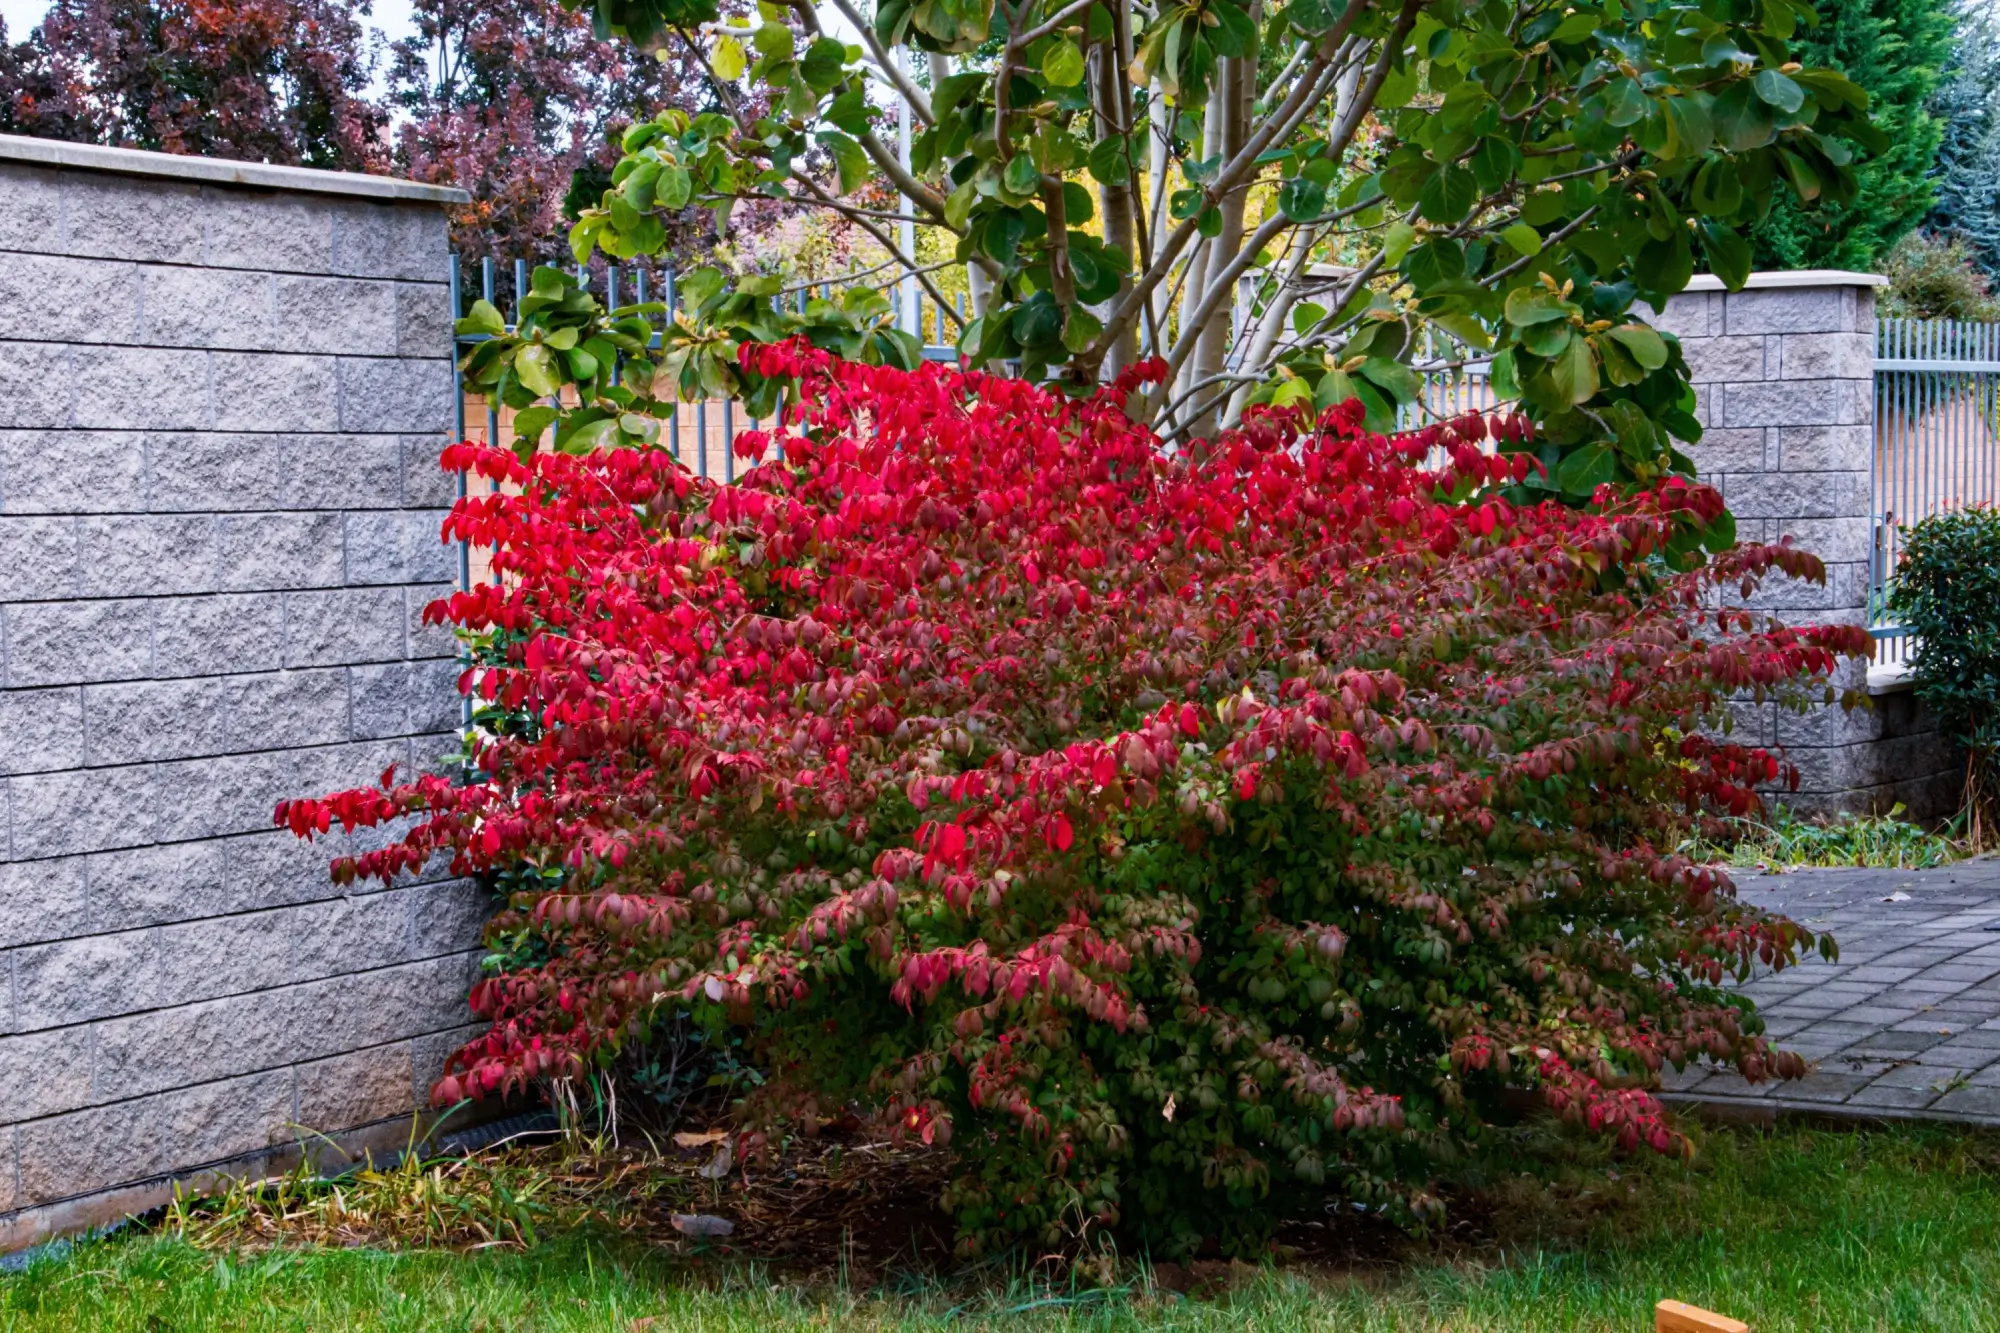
[1878,231,2000,322]
[1679,804,1961,869]
[1890,506,2000,846]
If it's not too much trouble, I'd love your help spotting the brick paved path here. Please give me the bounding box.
[1664,857,2000,1123]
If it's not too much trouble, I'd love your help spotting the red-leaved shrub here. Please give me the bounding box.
[279,346,1867,1257]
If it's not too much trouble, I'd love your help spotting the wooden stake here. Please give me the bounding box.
[1657,1299,1750,1333]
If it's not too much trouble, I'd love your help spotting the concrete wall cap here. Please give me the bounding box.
[1683,269,1887,292]
[0,134,471,205]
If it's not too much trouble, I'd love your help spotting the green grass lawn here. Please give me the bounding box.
[5,1120,2000,1331]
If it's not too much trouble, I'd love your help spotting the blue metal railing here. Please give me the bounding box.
[1872,318,2000,662]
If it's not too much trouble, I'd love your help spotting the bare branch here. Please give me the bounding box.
[818,0,936,124]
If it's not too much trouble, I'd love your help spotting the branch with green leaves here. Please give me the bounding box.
[524,0,1881,502]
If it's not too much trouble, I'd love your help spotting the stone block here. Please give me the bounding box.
[338,357,451,435]
[2,598,152,687]
[146,432,286,512]
[345,510,455,586]
[289,889,420,982]
[273,275,399,356]
[154,593,285,678]
[1722,469,1869,521]
[139,265,273,350]
[15,927,157,1030]
[16,1069,295,1205]
[0,855,89,948]
[400,434,456,507]
[0,686,84,775]
[0,343,76,429]
[11,761,162,860]
[396,282,454,360]
[330,202,448,283]
[410,879,489,957]
[60,174,205,265]
[284,587,407,666]
[83,830,339,931]
[84,677,230,765]
[290,737,412,802]
[1723,379,1870,429]
[1688,427,1768,473]
[73,515,218,599]
[199,189,336,274]
[406,583,458,660]
[148,748,299,844]
[222,668,351,751]
[1649,290,1714,339]
[0,430,145,515]
[1778,332,1873,381]
[74,346,212,431]
[1788,730,1960,797]
[1777,515,1873,565]
[0,516,79,600]
[213,512,345,592]
[1683,335,1768,383]
[283,434,407,510]
[412,1023,485,1103]
[296,1044,416,1130]
[0,253,141,345]
[351,658,463,740]
[1722,286,1856,336]
[0,1028,95,1124]
[1777,423,1871,473]
[0,163,61,254]
[212,352,337,432]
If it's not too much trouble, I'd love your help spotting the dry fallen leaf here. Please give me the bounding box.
[673,1129,729,1148]
[699,1142,735,1180]
[670,1213,736,1238]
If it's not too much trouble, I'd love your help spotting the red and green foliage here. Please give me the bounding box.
[280,347,1867,1258]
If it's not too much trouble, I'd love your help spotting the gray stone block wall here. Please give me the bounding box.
[1663,273,1960,819]
[0,139,481,1242]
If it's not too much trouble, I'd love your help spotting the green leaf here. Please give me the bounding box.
[752,22,793,62]
[800,36,847,91]
[1697,219,1753,290]
[1713,80,1776,152]
[563,417,620,455]
[1061,307,1103,353]
[1417,163,1478,224]
[1279,177,1327,221]
[712,34,746,81]
[1489,348,1522,399]
[944,179,978,231]
[1751,68,1805,114]
[1499,222,1542,258]
[656,166,692,211]
[1381,221,1417,267]
[1604,78,1649,129]
[1550,335,1599,405]
[816,130,870,194]
[1504,286,1573,326]
[510,405,558,448]
[1358,356,1421,403]
[1701,509,1738,553]
[1087,135,1132,185]
[1556,441,1616,494]
[1003,153,1041,199]
[515,344,562,397]
[1607,324,1668,371]
[458,299,505,337]
[1042,38,1086,88]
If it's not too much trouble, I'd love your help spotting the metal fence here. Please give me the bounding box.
[1872,318,2000,660]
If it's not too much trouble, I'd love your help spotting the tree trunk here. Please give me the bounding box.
[1092,20,1139,378]
[1186,41,1255,439]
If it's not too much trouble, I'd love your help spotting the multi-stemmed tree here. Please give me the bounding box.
[462,0,1883,493]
